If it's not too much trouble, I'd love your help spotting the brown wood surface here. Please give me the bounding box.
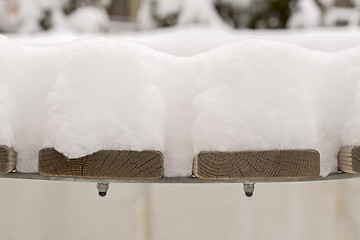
[38,148,163,179]
[0,146,16,174]
[194,149,320,179]
[338,146,360,173]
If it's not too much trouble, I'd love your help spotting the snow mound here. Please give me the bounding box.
[0,38,18,147]
[67,6,110,33]
[192,40,360,176]
[1,42,64,172]
[193,40,318,154]
[287,0,321,28]
[177,0,227,27]
[0,87,17,147]
[342,61,360,147]
[150,58,200,177]
[42,38,166,158]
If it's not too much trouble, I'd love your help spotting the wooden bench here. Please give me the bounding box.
[338,146,360,173]
[38,148,163,179]
[0,146,16,174]
[194,149,320,179]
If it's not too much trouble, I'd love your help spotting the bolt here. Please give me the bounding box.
[243,183,255,197]
[97,182,109,197]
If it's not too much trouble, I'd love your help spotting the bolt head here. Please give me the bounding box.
[98,192,107,197]
[245,192,253,197]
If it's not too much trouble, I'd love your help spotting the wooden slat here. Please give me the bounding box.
[0,146,16,174]
[38,148,163,179]
[194,150,320,179]
[338,146,360,173]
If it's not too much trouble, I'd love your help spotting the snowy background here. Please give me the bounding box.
[1,0,360,239]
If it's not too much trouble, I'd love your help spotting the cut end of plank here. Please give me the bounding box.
[194,149,320,179]
[0,146,16,174]
[38,148,163,179]
[338,146,360,173]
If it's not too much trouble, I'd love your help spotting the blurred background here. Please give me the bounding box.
[1,0,360,33]
[1,0,360,240]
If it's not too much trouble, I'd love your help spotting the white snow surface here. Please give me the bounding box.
[177,0,227,27]
[2,28,360,176]
[287,0,321,28]
[342,76,360,146]
[0,87,17,147]
[67,6,110,33]
[193,40,360,176]
[42,38,165,158]
[0,37,167,172]
[154,0,182,18]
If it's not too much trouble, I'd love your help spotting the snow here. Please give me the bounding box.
[136,0,157,30]
[177,0,227,27]
[149,58,200,177]
[10,27,360,54]
[42,38,165,158]
[122,28,360,55]
[0,87,17,147]
[287,0,322,28]
[137,0,227,29]
[1,28,360,176]
[155,0,182,18]
[2,43,63,172]
[0,0,65,33]
[192,40,319,154]
[0,36,167,172]
[0,1,18,32]
[192,40,360,176]
[342,63,360,146]
[67,6,110,33]
[0,0,109,34]
[324,7,360,27]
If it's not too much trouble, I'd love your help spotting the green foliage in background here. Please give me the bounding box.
[246,0,297,28]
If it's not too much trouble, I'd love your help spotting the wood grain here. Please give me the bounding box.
[194,149,320,179]
[0,146,16,174]
[338,146,360,173]
[38,148,163,179]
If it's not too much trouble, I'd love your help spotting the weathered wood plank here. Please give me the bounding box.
[38,148,163,179]
[0,146,16,174]
[194,150,320,179]
[338,146,360,173]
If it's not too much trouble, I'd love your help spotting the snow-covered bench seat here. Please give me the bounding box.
[37,39,165,179]
[0,146,16,174]
[194,150,320,179]
[191,41,323,179]
[38,148,163,178]
[2,37,360,179]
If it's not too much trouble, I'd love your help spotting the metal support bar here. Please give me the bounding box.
[0,172,359,184]
[0,172,359,197]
